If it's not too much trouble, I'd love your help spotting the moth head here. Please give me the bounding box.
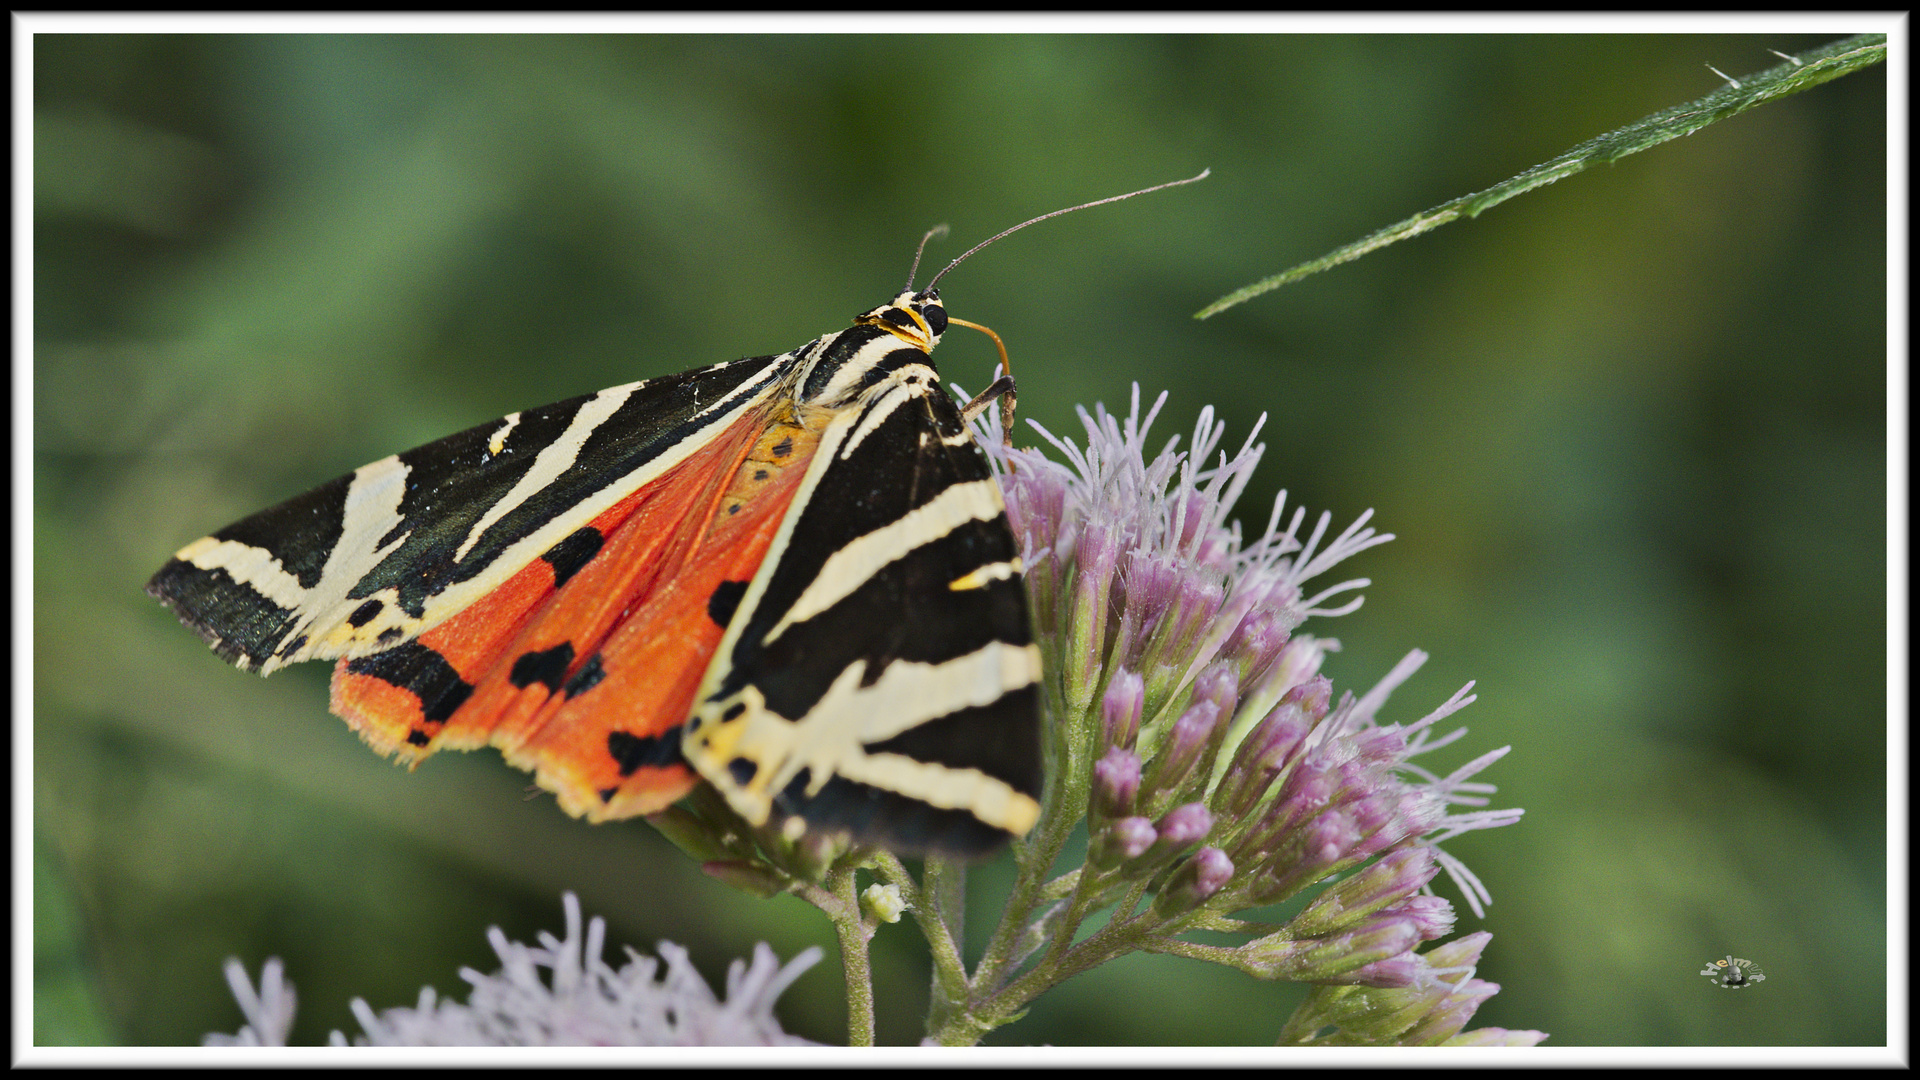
[855,289,947,353]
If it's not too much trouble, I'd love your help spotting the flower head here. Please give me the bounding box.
[206,893,821,1046]
[962,384,1529,1041]
[1277,932,1548,1046]
[978,385,1392,737]
[971,386,1516,903]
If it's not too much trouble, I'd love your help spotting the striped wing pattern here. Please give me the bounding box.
[148,289,1042,856]
[148,356,787,674]
[686,329,1042,855]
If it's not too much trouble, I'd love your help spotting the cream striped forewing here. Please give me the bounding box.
[147,355,792,674]
[686,331,1043,857]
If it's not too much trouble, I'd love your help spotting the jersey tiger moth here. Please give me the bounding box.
[146,172,1205,857]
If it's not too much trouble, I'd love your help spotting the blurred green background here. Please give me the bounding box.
[32,33,1886,1047]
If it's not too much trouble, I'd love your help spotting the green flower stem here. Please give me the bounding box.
[872,853,972,1032]
[938,909,1176,1043]
[970,677,1094,995]
[932,863,1219,1044]
[922,856,966,948]
[974,802,1084,983]
[1035,865,1143,976]
[1137,936,1251,967]
[815,866,875,1047]
[1189,912,1286,937]
[970,833,1063,997]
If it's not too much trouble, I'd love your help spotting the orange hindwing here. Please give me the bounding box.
[329,402,826,819]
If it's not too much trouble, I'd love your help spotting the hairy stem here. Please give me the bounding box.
[822,865,875,1047]
[917,855,972,1031]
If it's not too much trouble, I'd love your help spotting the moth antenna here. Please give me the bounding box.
[905,223,951,292]
[924,168,1210,291]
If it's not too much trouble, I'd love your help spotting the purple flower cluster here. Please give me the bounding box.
[970,386,1534,1042]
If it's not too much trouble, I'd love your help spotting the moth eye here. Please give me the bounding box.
[923,304,948,336]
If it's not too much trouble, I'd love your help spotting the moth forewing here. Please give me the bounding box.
[684,312,1043,856]
[148,356,790,675]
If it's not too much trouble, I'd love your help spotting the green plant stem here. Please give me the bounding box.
[1037,867,1081,903]
[971,668,1099,992]
[820,866,875,1047]
[1033,862,1126,974]
[871,853,973,1033]
[920,856,966,968]
[970,796,1078,996]
[1138,936,1253,967]
[933,909,1168,1043]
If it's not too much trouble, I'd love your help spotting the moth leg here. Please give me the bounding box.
[959,374,1018,450]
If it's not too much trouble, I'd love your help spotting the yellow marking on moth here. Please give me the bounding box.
[485,412,521,457]
[688,687,758,764]
[857,293,936,352]
[763,479,1006,644]
[713,410,827,528]
[312,585,416,653]
[948,558,1023,591]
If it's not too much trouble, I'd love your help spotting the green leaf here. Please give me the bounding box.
[1196,33,1886,318]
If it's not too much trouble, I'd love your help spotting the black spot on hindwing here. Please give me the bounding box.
[563,654,605,698]
[607,729,684,776]
[345,642,473,723]
[509,643,575,693]
[541,527,604,589]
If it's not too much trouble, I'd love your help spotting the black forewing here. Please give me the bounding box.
[148,354,785,670]
[713,377,1042,854]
